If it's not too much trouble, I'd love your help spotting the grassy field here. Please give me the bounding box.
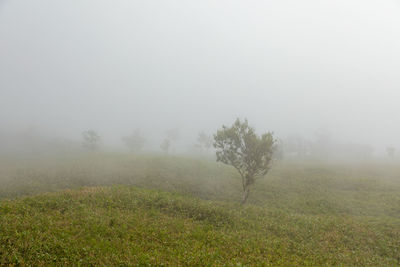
[0,152,399,265]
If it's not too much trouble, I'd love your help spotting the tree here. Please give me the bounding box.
[82,130,101,151]
[312,129,333,158]
[160,138,170,154]
[273,138,284,160]
[213,119,275,204]
[166,128,180,142]
[160,128,179,154]
[196,131,212,151]
[284,135,310,158]
[387,146,395,158]
[122,129,146,152]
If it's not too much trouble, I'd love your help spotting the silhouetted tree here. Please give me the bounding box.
[213,119,275,204]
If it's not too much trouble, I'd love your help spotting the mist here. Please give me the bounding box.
[2,2,400,265]
[1,0,400,155]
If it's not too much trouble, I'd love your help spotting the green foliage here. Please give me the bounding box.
[0,154,400,265]
[214,119,275,203]
[81,130,101,151]
[0,185,399,266]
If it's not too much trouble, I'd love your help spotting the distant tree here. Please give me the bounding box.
[213,119,275,204]
[159,128,180,153]
[196,131,212,151]
[166,128,180,142]
[82,130,101,151]
[284,135,310,157]
[273,138,284,160]
[358,144,374,160]
[160,138,171,154]
[122,129,146,152]
[387,146,395,158]
[312,129,333,158]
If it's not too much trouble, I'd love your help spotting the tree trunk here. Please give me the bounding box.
[241,186,250,205]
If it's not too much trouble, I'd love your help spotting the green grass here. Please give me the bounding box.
[0,152,399,265]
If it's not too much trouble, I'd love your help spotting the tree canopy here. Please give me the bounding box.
[213,119,275,204]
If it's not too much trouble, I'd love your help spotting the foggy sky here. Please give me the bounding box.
[1,0,400,150]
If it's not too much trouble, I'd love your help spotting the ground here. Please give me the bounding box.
[0,153,399,265]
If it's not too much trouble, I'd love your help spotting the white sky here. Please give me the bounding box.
[1,0,400,149]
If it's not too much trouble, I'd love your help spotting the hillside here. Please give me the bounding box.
[0,153,399,265]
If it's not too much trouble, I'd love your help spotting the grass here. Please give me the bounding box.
[0,152,399,265]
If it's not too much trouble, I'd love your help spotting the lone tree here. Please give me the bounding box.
[82,130,101,151]
[213,119,275,204]
[122,129,146,152]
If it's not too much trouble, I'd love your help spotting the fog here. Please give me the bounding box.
[1,0,400,156]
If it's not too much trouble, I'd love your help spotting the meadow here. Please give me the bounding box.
[0,152,399,265]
